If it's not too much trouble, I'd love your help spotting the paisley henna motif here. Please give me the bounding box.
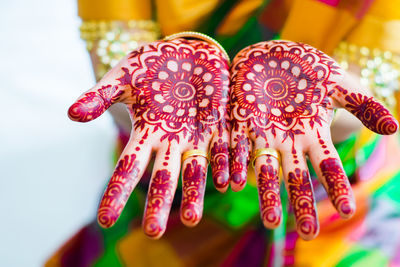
[181,159,207,226]
[97,154,140,228]
[287,168,318,239]
[320,158,354,216]
[257,161,281,228]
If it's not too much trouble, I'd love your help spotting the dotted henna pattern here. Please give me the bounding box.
[97,154,140,228]
[181,159,207,225]
[209,139,230,190]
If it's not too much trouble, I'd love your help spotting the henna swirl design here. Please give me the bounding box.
[320,158,354,216]
[98,154,140,228]
[257,162,281,227]
[130,39,230,144]
[143,169,174,238]
[230,133,251,188]
[181,159,207,225]
[287,168,318,238]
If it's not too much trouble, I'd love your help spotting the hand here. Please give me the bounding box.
[68,38,230,238]
[230,40,398,240]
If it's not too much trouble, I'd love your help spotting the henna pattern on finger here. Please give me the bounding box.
[143,169,174,238]
[258,161,281,227]
[320,158,354,216]
[287,168,318,238]
[230,133,251,188]
[210,139,229,190]
[181,159,207,226]
[98,154,140,228]
[335,86,398,135]
[68,85,123,122]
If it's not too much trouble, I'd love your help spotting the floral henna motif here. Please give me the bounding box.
[210,139,229,190]
[231,40,340,144]
[143,169,174,238]
[129,39,230,145]
[68,85,123,122]
[98,154,140,228]
[287,168,318,238]
[335,86,398,135]
[257,161,281,227]
[320,158,354,216]
[181,159,207,225]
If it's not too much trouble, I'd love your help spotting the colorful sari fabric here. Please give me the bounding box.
[47,0,400,266]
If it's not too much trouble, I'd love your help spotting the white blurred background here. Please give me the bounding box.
[0,1,117,266]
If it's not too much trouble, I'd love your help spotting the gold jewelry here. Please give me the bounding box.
[333,41,400,113]
[164,31,230,64]
[252,148,280,167]
[182,149,209,163]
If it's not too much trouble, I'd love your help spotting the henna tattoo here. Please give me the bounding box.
[320,158,354,216]
[230,133,251,188]
[98,154,140,228]
[68,85,123,122]
[181,159,207,225]
[231,41,340,145]
[143,169,174,238]
[287,168,318,238]
[336,86,398,135]
[257,162,281,227]
[210,139,229,190]
[128,39,230,145]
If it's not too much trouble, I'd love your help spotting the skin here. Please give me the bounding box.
[69,38,230,239]
[230,40,398,240]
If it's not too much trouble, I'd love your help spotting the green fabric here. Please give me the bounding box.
[336,245,388,267]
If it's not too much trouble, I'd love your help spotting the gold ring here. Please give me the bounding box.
[182,149,209,163]
[164,31,230,64]
[251,148,280,167]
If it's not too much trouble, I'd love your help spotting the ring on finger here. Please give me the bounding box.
[182,149,209,163]
[252,148,281,167]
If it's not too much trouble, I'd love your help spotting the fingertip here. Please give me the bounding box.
[213,173,230,193]
[297,220,319,241]
[383,117,399,135]
[261,207,282,229]
[338,201,356,219]
[180,204,202,227]
[143,218,165,239]
[68,93,106,122]
[230,174,246,191]
[97,207,118,228]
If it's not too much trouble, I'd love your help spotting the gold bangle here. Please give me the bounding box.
[182,149,209,163]
[251,148,280,167]
[164,31,230,64]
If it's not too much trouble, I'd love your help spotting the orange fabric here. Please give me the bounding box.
[77,0,151,20]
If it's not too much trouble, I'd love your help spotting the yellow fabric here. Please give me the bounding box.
[217,0,264,35]
[281,0,357,54]
[77,0,151,20]
[154,0,219,36]
[118,228,183,267]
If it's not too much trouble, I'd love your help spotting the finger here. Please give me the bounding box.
[254,153,282,229]
[180,156,208,227]
[209,128,230,192]
[68,64,132,122]
[308,138,355,219]
[97,141,152,228]
[142,146,180,239]
[230,123,251,191]
[281,151,319,240]
[333,72,398,135]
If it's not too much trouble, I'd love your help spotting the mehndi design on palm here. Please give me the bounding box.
[230,40,398,240]
[68,38,230,239]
